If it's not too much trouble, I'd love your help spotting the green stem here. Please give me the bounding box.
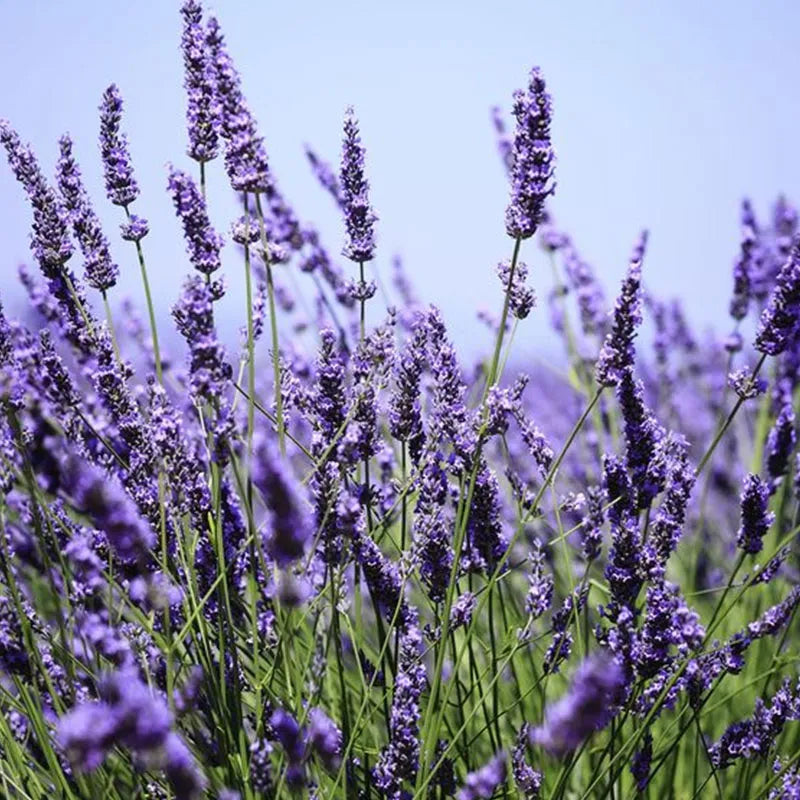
[124,205,163,383]
[254,194,286,454]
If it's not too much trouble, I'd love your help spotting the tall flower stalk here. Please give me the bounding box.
[99,84,163,382]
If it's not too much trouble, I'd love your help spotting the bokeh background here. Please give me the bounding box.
[1,0,799,359]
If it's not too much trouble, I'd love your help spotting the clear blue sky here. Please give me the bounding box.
[1,1,798,358]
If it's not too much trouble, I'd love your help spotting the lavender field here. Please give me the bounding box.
[0,2,799,798]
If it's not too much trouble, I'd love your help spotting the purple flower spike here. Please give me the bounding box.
[252,436,313,567]
[59,453,155,568]
[172,275,232,402]
[120,213,149,242]
[305,144,344,208]
[737,474,774,555]
[505,66,555,240]
[180,0,220,163]
[458,752,507,800]
[765,402,796,484]
[595,232,647,386]
[340,107,377,263]
[56,135,119,292]
[167,166,224,275]
[531,652,624,757]
[99,85,141,207]
[374,624,426,797]
[206,16,271,192]
[755,237,800,355]
[307,708,342,772]
[1,121,73,274]
[512,726,542,798]
[496,259,536,319]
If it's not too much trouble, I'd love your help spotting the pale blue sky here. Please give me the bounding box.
[1,1,798,358]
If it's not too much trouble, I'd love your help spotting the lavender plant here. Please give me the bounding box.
[0,3,799,799]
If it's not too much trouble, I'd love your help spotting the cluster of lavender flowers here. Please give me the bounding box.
[0,3,799,798]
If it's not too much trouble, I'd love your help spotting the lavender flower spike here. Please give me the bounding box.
[737,474,774,555]
[340,107,377,262]
[374,624,426,797]
[99,84,140,207]
[755,236,800,355]
[181,0,220,163]
[595,232,647,386]
[56,134,119,292]
[206,15,271,192]
[168,166,224,275]
[505,66,555,240]
[458,752,507,800]
[1,121,73,274]
[531,651,624,757]
[252,436,313,567]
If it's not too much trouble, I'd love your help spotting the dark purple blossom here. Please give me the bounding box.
[0,595,29,676]
[99,85,140,207]
[427,306,476,465]
[414,456,454,602]
[496,259,536,319]
[59,453,155,567]
[580,485,605,561]
[307,708,342,771]
[737,473,774,555]
[602,456,642,612]
[58,668,205,799]
[252,436,313,567]
[512,726,542,798]
[340,107,377,263]
[458,752,507,800]
[374,624,426,798]
[351,505,412,630]
[450,592,477,629]
[305,144,344,208]
[525,539,553,619]
[206,16,271,192]
[710,680,799,768]
[467,459,507,573]
[172,275,232,402]
[766,402,796,483]
[730,211,757,321]
[755,237,800,355]
[270,708,306,788]
[647,434,694,567]
[564,245,607,337]
[249,739,273,794]
[56,135,119,291]
[631,731,653,791]
[389,314,427,459]
[531,652,624,757]
[728,366,767,400]
[120,213,149,242]
[595,233,647,386]
[0,124,96,354]
[180,0,220,163]
[616,366,665,509]
[505,66,555,239]
[168,166,224,275]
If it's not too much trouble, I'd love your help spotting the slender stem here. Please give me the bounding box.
[124,205,163,383]
[695,353,767,475]
[101,291,123,365]
[254,194,286,454]
[242,193,256,459]
[359,260,366,342]
[484,236,521,396]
